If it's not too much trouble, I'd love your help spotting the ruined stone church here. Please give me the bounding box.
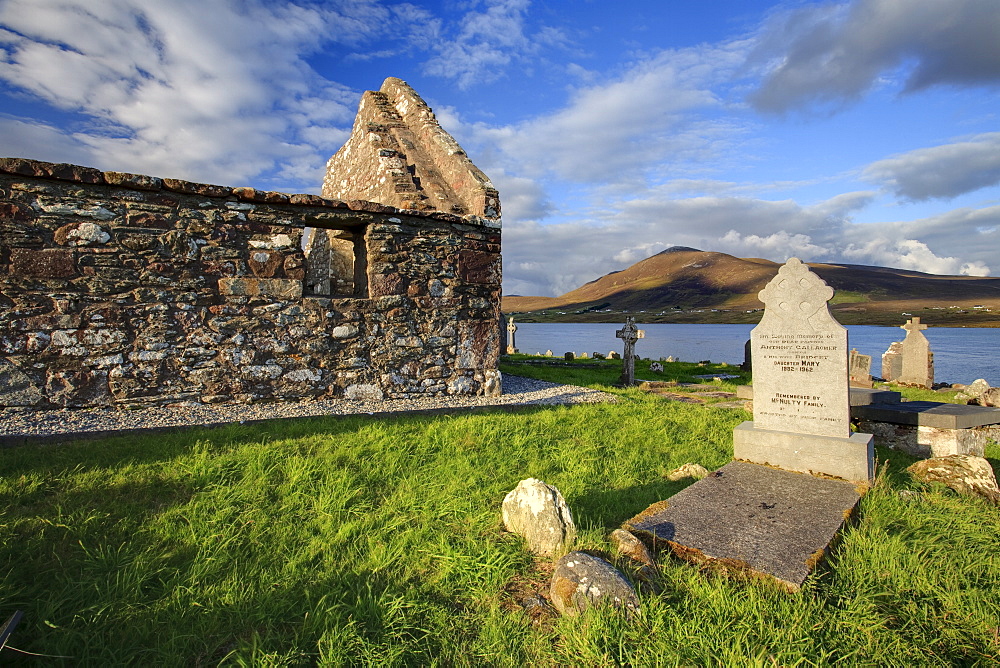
[0,78,502,409]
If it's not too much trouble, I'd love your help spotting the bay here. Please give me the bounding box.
[510,323,1000,387]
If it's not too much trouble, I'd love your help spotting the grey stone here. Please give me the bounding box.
[665,463,710,481]
[972,387,1000,408]
[736,385,901,407]
[848,387,902,406]
[609,529,655,568]
[748,258,849,438]
[852,401,1000,429]
[734,258,873,482]
[616,317,645,386]
[549,552,640,617]
[849,349,872,388]
[896,317,934,388]
[907,455,1000,504]
[966,378,991,398]
[0,360,42,406]
[881,341,903,382]
[625,460,863,591]
[856,419,987,458]
[502,478,576,557]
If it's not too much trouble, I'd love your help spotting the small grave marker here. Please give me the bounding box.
[849,348,873,388]
[506,316,519,355]
[616,317,645,386]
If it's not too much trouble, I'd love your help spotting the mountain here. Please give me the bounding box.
[502,248,1000,326]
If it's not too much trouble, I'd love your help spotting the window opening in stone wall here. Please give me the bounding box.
[303,226,368,297]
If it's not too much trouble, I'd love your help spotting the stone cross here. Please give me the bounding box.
[506,316,518,354]
[616,316,645,386]
[897,316,933,387]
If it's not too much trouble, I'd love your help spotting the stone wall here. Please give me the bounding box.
[322,77,500,219]
[0,157,501,409]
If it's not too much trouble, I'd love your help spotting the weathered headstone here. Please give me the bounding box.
[849,349,873,388]
[608,351,620,360]
[733,258,873,482]
[506,316,519,355]
[897,317,934,388]
[650,361,664,373]
[616,317,645,386]
[881,341,902,381]
[564,352,575,361]
[545,350,553,357]
[741,339,752,372]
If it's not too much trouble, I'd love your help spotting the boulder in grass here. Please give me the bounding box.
[549,551,640,617]
[502,478,576,556]
[972,387,1000,408]
[907,455,1000,504]
[609,528,655,568]
[665,463,710,481]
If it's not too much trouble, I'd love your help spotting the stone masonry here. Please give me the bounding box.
[323,77,500,219]
[0,149,501,408]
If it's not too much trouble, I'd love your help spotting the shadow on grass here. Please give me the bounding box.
[572,478,699,529]
[0,404,568,478]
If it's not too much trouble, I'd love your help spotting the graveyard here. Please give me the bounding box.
[2,75,999,663]
[3,342,1000,664]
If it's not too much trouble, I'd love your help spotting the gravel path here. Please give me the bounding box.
[0,375,617,444]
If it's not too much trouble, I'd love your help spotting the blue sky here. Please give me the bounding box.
[1,0,998,296]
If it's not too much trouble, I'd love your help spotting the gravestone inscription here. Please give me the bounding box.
[750,258,849,438]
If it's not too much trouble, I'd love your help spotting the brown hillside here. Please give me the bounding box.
[503,248,1000,326]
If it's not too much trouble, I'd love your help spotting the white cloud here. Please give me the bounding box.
[841,239,991,276]
[502,189,997,296]
[747,0,1000,113]
[452,41,752,194]
[0,0,368,190]
[422,0,566,89]
[863,132,1000,200]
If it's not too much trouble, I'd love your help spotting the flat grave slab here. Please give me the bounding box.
[624,460,862,590]
[848,387,902,406]
[852,401,1000,429]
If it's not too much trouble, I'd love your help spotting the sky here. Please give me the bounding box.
[1,0,998,297]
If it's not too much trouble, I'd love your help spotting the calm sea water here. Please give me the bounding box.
[511,323,1000,386]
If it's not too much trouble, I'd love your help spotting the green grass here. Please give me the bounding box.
[1,364,999,665]
[500,354,749,391]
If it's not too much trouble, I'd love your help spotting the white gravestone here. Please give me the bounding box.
[733,258,874,482]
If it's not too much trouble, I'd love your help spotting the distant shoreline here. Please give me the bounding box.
[506,312,1000,328]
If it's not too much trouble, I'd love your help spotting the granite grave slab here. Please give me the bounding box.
[624,460,862,591]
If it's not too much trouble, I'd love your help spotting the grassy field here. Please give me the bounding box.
[1,360,998,665]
